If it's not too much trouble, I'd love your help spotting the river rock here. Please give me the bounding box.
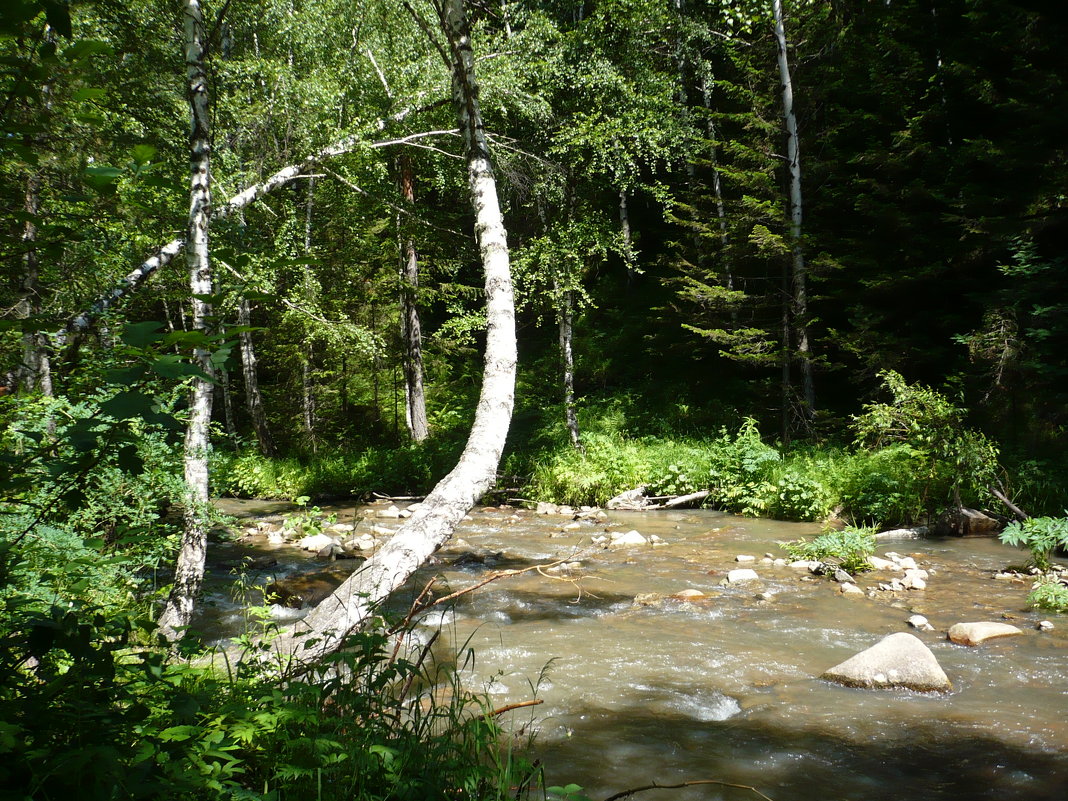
[735,554,756,563]
[299,533,337,552]
[876,526,928,540]
[562,522,582,531]
[948,621,1023,646]
[342,534,376,551]
[908,614,934,631]
[1038,620,1055,632]
[868,556,899,571]
[934,507,1001,537]
[839,582,864,596]
[673,588,707,599]
[727,568,760,583]
[834,568,854,583]
[376,505,402,519]
[821,632,952,692]
[902,572,927,590]
[610,530,648,547]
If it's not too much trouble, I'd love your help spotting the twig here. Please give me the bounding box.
[480,698,543,719]
[603,779,775,801]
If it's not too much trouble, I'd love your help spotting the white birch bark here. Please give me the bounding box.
[158,0,215,641]
[289,0,516,652]
[773,0,815,419]
[557,283,583,453]
[62,106,429,336]
[398,155,429,442]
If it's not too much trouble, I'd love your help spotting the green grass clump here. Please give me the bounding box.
[781,526,878,575]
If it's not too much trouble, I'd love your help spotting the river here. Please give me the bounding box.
[203,499,1068,801]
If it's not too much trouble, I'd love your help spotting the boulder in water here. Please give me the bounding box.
[821,632,952,692]
[947,621,1023,646]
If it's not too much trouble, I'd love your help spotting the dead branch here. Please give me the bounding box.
[603,779,775,801]
[989,485,1028,522]
[480,698,544,719]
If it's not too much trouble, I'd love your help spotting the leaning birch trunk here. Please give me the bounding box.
[773,0,815,420]
[556,282,583,453]
[158,0,215,641]
[237,297,278,457]
[290,0,516,652]
[398,155,429,442]
[60,105,426,339]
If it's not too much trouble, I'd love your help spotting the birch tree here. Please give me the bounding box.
[158,0,215,641]
[773,0,815,421]
[291,0,516,648]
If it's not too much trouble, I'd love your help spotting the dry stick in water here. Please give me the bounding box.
[603,780,775,801]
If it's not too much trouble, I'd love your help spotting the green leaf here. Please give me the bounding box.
[100,390,155,420]
[151,355,212,382]
[120,321,165,348]
[72,87,106,102]
[131,144,156,165]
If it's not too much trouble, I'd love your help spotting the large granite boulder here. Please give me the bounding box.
[821,632,952,692]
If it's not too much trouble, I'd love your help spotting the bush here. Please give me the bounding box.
[999,516,1068,570]
[781,526,878,575]
[1027,576,1068,612]
[0,599,544,801]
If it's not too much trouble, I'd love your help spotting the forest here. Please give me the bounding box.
[2,0,1067,799]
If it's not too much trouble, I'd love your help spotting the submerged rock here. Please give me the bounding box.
[821,632,952,692]
[266,565,354,608]
[948,621,1023,646]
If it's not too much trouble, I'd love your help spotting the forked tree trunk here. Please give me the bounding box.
[290,0,516,653]
[158,0,215,641]
[398,155,430,442]
[237,297,278,457]
[773,0,815,422]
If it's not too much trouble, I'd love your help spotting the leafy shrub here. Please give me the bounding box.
[1027,576,1068,612]
[851,370,1000,517]
[999,516,1068,570]
[773,469,835,521]
[0,599,545,801]
[706,419,781,517]
[836,445,929,525]
[781,526,877,575]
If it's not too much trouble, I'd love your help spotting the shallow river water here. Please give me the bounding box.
[204,499,1068,801]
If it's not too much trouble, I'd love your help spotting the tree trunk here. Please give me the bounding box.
[301,179,317,452]
[158,0,215,642]
[291,0,516,652]
[398,154,429,442]
[237,298,277,457]
[18,171,54,397]
[619,187,635,282]
[773,0,815,422]
[60,105,429,339]
[556,281,583,453]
